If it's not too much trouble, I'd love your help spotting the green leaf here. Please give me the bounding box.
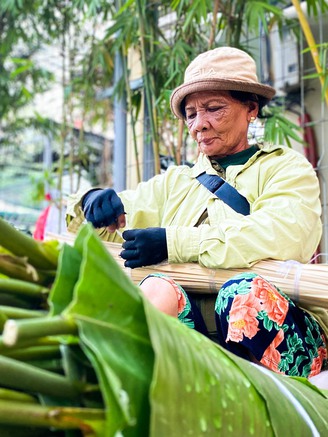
[63,224,154,436]
[49,244,82,317]
[146,311,270,435]
[60,225,328,436]
[146,293,328,436]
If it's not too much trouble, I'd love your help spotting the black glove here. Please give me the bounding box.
[121,228,168,268]
[82,188,125,228]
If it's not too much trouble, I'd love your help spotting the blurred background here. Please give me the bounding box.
[0,0,327,259]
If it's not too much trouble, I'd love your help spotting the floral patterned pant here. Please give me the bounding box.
[142,272,327,378]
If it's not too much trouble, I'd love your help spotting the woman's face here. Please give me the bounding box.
[185,90,258,159]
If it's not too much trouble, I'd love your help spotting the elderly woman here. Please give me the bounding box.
[66,47,327,382]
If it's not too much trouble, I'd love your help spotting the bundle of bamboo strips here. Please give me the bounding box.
[47,232,328,310]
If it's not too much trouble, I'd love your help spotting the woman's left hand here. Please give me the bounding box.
[120,228,168,268]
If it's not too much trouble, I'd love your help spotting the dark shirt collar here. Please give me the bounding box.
[213,145,259,169]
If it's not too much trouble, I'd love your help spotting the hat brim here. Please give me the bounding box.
[170,78,276,119]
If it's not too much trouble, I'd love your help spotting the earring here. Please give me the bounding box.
[250,116,256,123]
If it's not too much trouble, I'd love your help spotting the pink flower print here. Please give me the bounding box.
[260,329,285,373]
[252,276,289,326]
[176,288,187,314]
[161,277,186,314]
[226,292,262,343]
[309,346,327,378]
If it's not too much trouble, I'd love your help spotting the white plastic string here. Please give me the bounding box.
[208,269,218,293]
[116,229,124,239]
[278,260,303,303]
[309,252,328,264]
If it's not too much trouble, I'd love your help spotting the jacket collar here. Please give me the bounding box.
[191,142,283,178]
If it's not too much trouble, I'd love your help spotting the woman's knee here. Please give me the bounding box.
[139,274,179,317]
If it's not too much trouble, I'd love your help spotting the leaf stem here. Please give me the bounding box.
[0,278,48,301]
[0,388,37,403]
[0,305,47,319]
[0,400,105,430]
[0,355,82,399]
[0,254,54,285]
[3,315,78,346]
[0,218,58,270]
[2,345,62,362]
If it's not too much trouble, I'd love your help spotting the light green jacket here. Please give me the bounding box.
[66,143,322,270]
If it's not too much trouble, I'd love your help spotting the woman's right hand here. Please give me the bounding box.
[82,188,126,232]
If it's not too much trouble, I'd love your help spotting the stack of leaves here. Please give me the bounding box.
[0,217,327,436]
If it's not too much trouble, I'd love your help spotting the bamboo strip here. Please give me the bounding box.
[47,232,328,309]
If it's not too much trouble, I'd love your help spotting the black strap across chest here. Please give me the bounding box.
[196,172,250,216]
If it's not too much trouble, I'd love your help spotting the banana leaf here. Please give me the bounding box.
[58,225,154,436]
[48,224,327,437]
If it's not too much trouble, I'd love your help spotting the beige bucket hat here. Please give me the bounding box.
[170,46,276,119]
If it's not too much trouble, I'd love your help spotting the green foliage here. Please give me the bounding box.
[1,0,327,190]
[262,102,303,147]
[244,1,284,35]
[103,0,315,160]
[303,42,328,101]
[0,1,58,135]
[29,170,56,203]
[305,0,328,16]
